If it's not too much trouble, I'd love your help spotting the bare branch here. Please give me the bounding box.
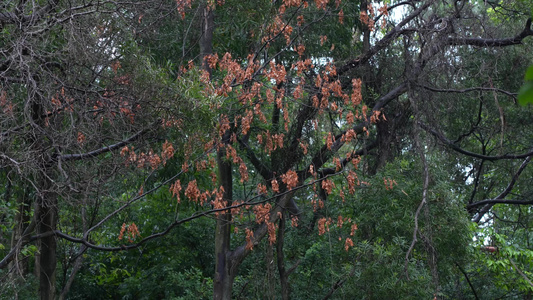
[421,85,518,99]
[337,0,436,76]
[447,18,533,47]
[420,122,533,161]
[469,155,532,222]
[57,127,151,162]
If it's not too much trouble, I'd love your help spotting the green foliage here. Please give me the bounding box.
[0,273,39,300]
[518,65,533,106]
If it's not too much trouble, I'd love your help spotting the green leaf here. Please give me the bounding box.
[524,65,533,81]
[518,81,533,106]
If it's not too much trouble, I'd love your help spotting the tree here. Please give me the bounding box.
[0,0,213,298]
[2,0,533,299]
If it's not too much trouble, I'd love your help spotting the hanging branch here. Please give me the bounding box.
[469,155,532,223]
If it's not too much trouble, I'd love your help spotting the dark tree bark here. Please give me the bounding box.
[36,188,58,300]
[213,141,235,300]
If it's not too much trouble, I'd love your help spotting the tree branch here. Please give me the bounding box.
[237,136,273,181]
[420,85,518,99]
[420,122,533,161]
[455,262,480,300]
[337,0,435,76]
[470,155,531,223]
[306,82,407,176]
[447,18,533,47]
[57,127,151,162]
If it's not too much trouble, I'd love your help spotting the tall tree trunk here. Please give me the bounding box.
[196,3,239,299]
[37,178,58,300]
[200,2,214,76]
[29,83,59,300]
[276,216,290,300]
[213,143,234,300]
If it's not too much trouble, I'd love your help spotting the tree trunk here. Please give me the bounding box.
[213,143,234,300]
[37,185,58,300]
[196,3,238,299]
[276,216,290,300]
[200,2,214,76]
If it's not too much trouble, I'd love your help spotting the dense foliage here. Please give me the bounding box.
[1,0,533,299]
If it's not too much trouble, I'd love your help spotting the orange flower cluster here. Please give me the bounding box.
[254,203,272,224]
[267,222,278,244]
[231,200,244,217]
[321,179,335,195]
[77,132,86,145]
[333,157,342,172]
[290,216,299,227]
[299,141,308,155]
[185,180,200,202]
[175,0,192,19]
[161,117,182,129]
[359,4,375,31]
[383,177,397,191]
[351,78,363,106]
[254,103,267,123]
[257,183,268,195]
[241,109,253,135]
[258,131,285,155]
[314,0,329,10]
[326,132,335,150]
[245,228,254,250]
[350,223,358,235]
[291,58,313,76]
[118,222,140,243]
[265,62,287,85]
[378,4,389,28]
[297,15,305,26]
[239,161,248,183]
[281,170,299,190]
[344,237,354,251]
[308,165,316,178]
[45,87,75,126]
[211,186,227,215]
[320,35,327,46]
[170,179,182,203]
[347,171,359,194]
[120,141,175,170]
[347,153,361,169]
[262,16,293,46]
[317,217,331,235]
[161,140,175,163]
[320,215,356,251]
[341,129,357,143]
[282,0,303,7]
[271,178,280,193]
[370,110,387,123]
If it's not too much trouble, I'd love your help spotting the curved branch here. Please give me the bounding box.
[337,0,435,76]
[0,172,343,258]
[420,85,518,99]
[470,155,532,222]
[468,198,533,208]
[420,122,533,161]
[237,136,273,181]
[57,127,151,162]
[316,140,378,177]
[447,18,533,47]
[455,262,480,300]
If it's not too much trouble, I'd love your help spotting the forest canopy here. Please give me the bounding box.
[1,0,533,299]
